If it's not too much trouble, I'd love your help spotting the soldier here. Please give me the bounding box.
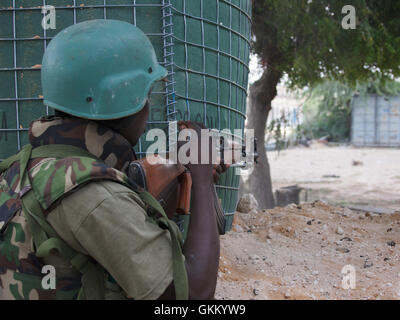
[0,20,219,300]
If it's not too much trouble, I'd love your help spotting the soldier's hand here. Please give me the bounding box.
[177,121,214,186]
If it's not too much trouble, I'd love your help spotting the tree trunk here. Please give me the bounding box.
[240,68,282,209]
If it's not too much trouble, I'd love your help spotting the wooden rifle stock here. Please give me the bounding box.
[127,155,191,213]
[127,154,226,235]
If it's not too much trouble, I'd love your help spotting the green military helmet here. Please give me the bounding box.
[41,19,167,120]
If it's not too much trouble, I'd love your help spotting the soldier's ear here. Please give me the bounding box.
[147,87,154,103]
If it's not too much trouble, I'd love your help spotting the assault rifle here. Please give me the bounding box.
[126,122,258,235]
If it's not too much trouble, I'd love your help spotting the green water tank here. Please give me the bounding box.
[0,0,252,232]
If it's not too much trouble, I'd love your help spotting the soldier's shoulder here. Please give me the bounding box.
[63,179,146,211]
[85,179,143,201]
[28,155,136,211]
[46,179,147,235]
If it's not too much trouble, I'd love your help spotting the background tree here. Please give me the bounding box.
[241,0,400,209]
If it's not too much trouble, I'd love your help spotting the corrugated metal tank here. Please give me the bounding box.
[0,0,252,232]
[352,94,400,147]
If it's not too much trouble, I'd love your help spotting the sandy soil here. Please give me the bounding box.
[215,146,400,300]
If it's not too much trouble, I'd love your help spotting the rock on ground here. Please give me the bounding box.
[236,194,259,214]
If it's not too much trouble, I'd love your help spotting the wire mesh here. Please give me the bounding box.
[0,0,252,230]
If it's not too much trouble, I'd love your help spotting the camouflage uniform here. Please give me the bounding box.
[0,116,182,300]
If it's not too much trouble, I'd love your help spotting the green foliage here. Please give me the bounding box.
[253,0,400,143]
[252,0,400,88]
[354,78,400,96]
[300,79,400,141]
[300,81,353,141]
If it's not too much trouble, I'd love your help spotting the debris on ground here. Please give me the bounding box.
[275,185,302,207]
[322,175,340,179]
[352,160,364,167]
[237,193,259,214]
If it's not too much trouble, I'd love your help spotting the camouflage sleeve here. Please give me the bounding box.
[46,180,174,300]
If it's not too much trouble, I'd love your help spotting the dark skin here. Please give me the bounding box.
[109,102,220,300]
[100,100,151,146]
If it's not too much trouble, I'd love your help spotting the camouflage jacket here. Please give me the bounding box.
[0,116,142,300]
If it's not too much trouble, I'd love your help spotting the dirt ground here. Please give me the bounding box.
[215,146,400,300]
[269,145,400,209]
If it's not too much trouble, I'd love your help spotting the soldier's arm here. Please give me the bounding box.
[159,175,219,300]
[159,121,220,300]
